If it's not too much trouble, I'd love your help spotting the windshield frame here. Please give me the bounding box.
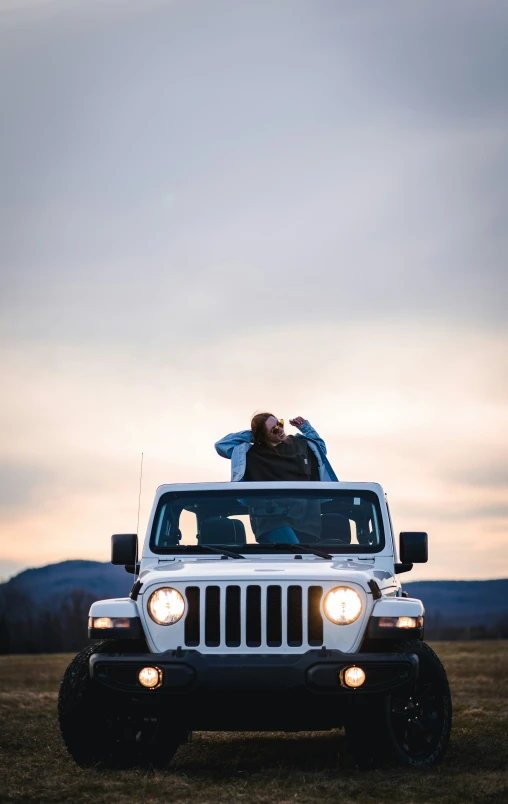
[148,488,386,555]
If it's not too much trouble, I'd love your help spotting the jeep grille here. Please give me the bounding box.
[184,584,324,649]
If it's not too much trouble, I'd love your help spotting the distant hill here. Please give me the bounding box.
[0,559,132,606]
[0,561,134,654]
[403,579,508,627]
[0,560,506,652]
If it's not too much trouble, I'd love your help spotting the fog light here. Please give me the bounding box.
[343,666,366,688]
[138,666,162,689]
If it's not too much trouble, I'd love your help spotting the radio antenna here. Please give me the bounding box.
[136,452,144,535]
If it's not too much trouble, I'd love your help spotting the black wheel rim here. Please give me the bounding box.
[389,674,445,761]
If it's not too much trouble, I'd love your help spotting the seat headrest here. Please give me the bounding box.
[199,516,246,546]
[230,518,247,545]
[159,528,182,547]
[320,513,351,544]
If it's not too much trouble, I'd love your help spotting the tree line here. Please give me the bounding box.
[0,586,95,654]
[423,611,508,641]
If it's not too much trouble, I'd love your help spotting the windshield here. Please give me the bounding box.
[150,489,385,554]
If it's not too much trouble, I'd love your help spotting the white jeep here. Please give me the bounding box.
[58,481,452,769]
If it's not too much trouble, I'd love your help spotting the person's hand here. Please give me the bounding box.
[289,416,307,427]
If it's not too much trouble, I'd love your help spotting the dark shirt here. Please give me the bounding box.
[244,435,320,482]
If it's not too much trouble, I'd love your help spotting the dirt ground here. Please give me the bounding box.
[0,642,507,803]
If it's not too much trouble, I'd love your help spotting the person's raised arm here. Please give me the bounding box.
[215,429,252,459]
[290,416,328,455]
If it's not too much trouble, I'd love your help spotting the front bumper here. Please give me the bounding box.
[90,648,418,696]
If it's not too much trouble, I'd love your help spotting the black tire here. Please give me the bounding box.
[58,640,186,769]
[345,640,451,769]
[384,639,452,767]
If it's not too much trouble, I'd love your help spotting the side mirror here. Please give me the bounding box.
[399,531,428,564]
[111,534,138,573]
[394,563,413,574]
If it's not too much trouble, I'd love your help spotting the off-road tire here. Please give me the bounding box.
[58,640,185,769]
[384,639,452,767]
[345,639,451,769]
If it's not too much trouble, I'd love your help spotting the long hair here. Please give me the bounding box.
[250,411,278,450]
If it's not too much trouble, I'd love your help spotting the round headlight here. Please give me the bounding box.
[323,586,362,625]
[148,587,185,625]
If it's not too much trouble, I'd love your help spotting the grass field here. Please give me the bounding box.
[1,642,507,803]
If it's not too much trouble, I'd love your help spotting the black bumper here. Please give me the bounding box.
[90,649,418,696]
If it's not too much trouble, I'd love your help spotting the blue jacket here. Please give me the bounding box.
[215,421,338,482]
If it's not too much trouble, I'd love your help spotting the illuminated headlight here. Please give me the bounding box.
[89,617,130,629]
[148,588,185,625]
[323,587,362,625]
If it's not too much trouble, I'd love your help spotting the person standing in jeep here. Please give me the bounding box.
[215,413,338,483]
[244,414,319,482]
[215,413,338,544]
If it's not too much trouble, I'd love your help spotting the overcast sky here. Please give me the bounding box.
[1,0,507,581]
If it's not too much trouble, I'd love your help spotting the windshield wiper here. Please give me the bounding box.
[197,545,245,560]
[270,544,333,560]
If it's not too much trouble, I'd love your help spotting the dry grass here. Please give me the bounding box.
[0,643,507,803]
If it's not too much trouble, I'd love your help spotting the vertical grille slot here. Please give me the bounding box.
[246,585,261,647]
[308,586,324,645]
[225,585,241,647]
[184,586,200,647]
[205,586,221,647]
[287,585,303,646]
[266,585,282,647]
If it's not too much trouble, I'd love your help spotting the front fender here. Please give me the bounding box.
[88,597,142,640]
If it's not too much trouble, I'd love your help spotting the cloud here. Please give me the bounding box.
[449,457,508,490]
[394,500,508,523]
[0,460,46,509]
[0,0,507,350]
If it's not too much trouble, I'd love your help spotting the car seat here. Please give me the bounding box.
[319,513,351,544]
[198,516,247,546]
